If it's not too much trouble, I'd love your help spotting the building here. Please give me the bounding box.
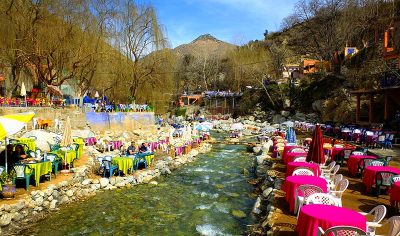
[300,59,331,74]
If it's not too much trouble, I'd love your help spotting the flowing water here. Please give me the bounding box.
[25,140,256,235]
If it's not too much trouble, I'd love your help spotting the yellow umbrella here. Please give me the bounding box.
[0,112,35,172]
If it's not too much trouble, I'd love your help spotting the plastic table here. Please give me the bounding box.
[362,166,400,193]
[112,157,133,175]
[285,162,320,177]
[282,175,327,212]
[16,138,36,151]
[26,161,52,186]
[296,204,366,236]
[347,155,377,177]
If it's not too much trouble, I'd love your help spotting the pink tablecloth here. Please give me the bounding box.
[363,166,400,192]
[281,146,299,164]
[285,162,320,177]
[282,176,327,212]
[283,151,307,164]
[296,204,366,236]
[390,182,400,206]
[347,155,377,177]
[109,140,123,150]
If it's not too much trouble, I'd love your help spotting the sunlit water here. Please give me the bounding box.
[25,140,256,235]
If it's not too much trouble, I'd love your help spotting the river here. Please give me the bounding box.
[24,141,256,235]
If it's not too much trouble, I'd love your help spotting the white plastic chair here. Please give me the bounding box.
[359,205,387,235]
[317,226,366,236]
[291,148,306,153]
[321,161,336,171]
[293,156,307,162]
[329,178,349,207]
[295,184,323,215]
[322,165,340,181]
[292,168,314,176]
[370,160,385,166]
[374,216,400,236]
[305,193,339,206]
[352,151,366,156]
[327,174,343,190]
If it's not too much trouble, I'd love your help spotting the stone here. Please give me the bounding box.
[262,187,273,198]
[35,196,44,206]
[253,146,262,153]
[242,168,249,176]
[49,200,58,210]
[115,182,127,188]
[60,196,69,204]
[81,179,92,186]
[143,176,153,184]
[252,197,262,214]
[280,110,290,117]
[12,201,25,212]
[256,155,269,165]
[52,190,60,198]
[231,210,247,218]
[91,184,100,190]
[58,181,68,188]
[149,181,158,185]
[99,178,109,188]
[92,179,100,184]
[11,212,23,221]
[66,190,74,197]
[0,213,12,226]
[48,195,54,201]
[47,184,57,190]
[43,201,50,208]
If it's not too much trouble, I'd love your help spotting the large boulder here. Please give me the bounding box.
[99,178,109,188]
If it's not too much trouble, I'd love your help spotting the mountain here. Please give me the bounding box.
[173,34,236,58]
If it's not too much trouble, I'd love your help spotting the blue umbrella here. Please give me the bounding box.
[286,127,297,144]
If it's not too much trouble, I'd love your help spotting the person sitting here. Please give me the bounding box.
[139,143,149,153]
[126,141,138,156]
[13,144,27,161]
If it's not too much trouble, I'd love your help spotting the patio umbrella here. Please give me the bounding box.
[231,123,244,130]
[306,124,325,164]
[20,82,27,107]
[60,116,72,170]
[0,112,35,172]
[285,127,297,144]
[60,116,72,147]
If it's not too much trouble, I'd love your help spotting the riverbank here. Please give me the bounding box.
[0,139,212,235]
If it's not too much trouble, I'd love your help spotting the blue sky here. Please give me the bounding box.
[148,0,298,48]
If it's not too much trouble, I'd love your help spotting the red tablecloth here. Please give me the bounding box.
[285,162,320,177]
[390,182,400,206]
[283,151,306,164]
[282,176,327,212]
[347,155,377,177]
[363,166,400,192]
[296,204,366,236]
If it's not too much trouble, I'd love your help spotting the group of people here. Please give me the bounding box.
[0,144,27,172]
[126,141,150,156]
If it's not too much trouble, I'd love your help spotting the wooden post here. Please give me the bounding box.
[369,94,374,123]
[356,94,360,124]
[384,92,388,121]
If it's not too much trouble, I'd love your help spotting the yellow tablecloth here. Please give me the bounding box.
[112,157,133,174]
[73,139,85,158]
[16,138,36,151]
[26,161,52,186]
[50,150,76,165]
[145,154,155,167]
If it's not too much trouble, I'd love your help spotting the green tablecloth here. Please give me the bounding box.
[50,150,76,165]
[112,157,133,174]
[16,138,36,151]
[26,161,52,186]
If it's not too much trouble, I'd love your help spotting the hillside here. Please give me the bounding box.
[173,34,236,58]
